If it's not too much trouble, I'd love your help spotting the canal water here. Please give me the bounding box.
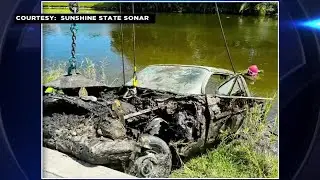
[43,9,278,97]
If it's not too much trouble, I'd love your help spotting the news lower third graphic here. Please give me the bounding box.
[15,14,156,23]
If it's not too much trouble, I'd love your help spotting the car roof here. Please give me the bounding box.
[145,64,235,75]
[125,64,235,95]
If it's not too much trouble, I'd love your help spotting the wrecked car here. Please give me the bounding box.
[125,64,251,96]
[43,64,268,178]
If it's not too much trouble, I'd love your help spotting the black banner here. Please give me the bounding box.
[14,14,156,23]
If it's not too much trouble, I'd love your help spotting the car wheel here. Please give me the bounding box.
[126,134,172,178]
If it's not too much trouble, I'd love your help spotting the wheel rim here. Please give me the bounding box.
[137,154,157,177]
[140,159,154,177]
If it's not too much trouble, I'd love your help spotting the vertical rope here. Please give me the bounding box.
[214,2,236,73]
[132,3,138,87]
[215,3,247,95]
[120,3,126,85]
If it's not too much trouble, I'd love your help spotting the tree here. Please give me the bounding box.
[239,2,278,16]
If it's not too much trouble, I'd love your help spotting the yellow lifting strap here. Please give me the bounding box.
[131,3,138,88]
[133,66,138,87]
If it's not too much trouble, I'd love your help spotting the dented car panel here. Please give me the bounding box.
[43,65,267,178]
[43,85,265,178]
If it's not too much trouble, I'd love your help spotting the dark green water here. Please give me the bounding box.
[43,9,278,97]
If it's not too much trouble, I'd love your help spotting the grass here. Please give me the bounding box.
[170,98,278,178]
[42,2,100,8]
[42,2,117,11]
[43,58,98,84]
[43,62,66,84]
[43,58,122,87]
[42,8,109,14]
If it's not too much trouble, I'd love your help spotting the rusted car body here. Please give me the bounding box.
[43,64,267,178]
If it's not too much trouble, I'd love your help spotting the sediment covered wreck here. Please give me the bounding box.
[43,86,266,178]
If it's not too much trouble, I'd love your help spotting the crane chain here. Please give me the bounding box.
[68,2,79,75]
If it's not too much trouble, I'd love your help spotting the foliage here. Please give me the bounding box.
[240,2,278,16]
[42,2,278,16]
[43,62,66,84]
[43,58,123,87]
[43,2,100,8]
[43,59,99,85]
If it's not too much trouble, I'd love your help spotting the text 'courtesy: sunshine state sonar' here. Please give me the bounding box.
[14,14,156,23]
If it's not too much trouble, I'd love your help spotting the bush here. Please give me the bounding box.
[43,58,98,84]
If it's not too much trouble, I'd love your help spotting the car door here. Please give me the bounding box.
[216,75,250,97]
[204,75,250,144]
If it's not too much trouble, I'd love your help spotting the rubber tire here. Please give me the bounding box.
[126,135,172,178]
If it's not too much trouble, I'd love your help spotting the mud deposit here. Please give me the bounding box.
[43,86,262,177]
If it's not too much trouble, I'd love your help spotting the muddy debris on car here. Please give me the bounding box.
[43,86,265,177]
